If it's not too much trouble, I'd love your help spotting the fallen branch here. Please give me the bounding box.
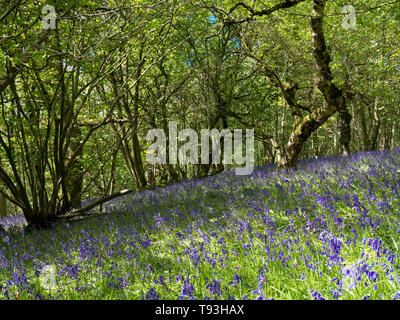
[62,212,108,223]
[59,188,135,220]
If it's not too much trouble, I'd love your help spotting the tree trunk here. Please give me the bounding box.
[263,139,275,163]
[0,194,6,218]
[358,103,370,150]
[131,49,147,189]
[131,132,147,189]
[278,0,346,169]
[370,101,381,150]
[338,105,352,156]
[390,109,400,149]
[278,104,337,168]
[109,49,148,190]
[67,123,84,208]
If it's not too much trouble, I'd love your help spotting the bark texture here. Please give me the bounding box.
[278,0,348,169]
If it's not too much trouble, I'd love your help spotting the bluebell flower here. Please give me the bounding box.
[143,287,159,300]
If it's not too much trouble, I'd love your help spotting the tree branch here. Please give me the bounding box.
[224,0,307,25]
[58,188,135,219]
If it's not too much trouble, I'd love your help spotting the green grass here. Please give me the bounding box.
[1,150,400,300]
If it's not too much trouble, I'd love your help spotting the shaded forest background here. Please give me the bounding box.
[0,0,399,228]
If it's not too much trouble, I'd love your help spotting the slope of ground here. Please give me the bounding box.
[1,150,400,300]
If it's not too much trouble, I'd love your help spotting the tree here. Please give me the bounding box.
[0,193,6,218]
[0,1,173,228]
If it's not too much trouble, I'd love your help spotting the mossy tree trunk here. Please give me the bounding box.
[338,106,352,156]
[276,0,347,169]
[278,103,339,168]
[0,193,6,218]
